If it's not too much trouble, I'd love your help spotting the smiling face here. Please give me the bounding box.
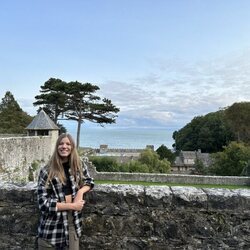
[57,136,72,162]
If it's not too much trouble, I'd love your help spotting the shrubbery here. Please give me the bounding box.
[191,159,209,175]
[156,144,176,163]
[89,156,118,172]
[208,141,250,176]
[89,149,171,173]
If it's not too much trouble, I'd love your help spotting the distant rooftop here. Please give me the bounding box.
[26,109,59,130]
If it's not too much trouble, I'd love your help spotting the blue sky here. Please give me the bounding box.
[1,0,250,131]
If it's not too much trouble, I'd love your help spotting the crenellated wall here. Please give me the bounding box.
[0,182,249,249]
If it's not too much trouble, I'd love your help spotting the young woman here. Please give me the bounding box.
[37,133,94,249]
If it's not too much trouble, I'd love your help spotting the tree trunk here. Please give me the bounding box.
[76,119,81,148]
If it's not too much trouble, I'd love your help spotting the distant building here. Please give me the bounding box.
[146,145,154,151]
[94,144,148,164]
[172,149,211,174]
[26,109,59,136]
[99,144,109,154]
[25,109,59,154]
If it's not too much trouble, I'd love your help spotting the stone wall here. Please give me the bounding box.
[0,136,54,183]
[97,145,150,154]
[0,182,249,249]
[85,161,250,186]
[93,171,250,186]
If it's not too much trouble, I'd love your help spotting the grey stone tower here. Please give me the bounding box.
[26,109,59,153]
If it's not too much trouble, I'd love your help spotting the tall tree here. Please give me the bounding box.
[209,141,250,176]
[0,91,33,133]
[65,81,120,148]
[224,102,250,143]
[34,79,120,148]
[156,144,176,163]
[173,111,234,153]
[33,78,68,123]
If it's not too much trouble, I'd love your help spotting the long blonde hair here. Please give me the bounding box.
[46,133,82,185]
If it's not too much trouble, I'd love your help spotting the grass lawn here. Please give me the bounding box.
[95,180,250,189]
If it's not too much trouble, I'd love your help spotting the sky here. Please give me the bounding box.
[1,0,250,132]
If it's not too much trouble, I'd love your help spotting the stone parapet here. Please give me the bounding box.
[0,182,249,249]
[84,160,250,186]
[93,171,250,186]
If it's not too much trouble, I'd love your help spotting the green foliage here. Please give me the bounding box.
[28,169,34,181]
[224,102,250,143]
[173,111,234,153]
[29,161,40,181]
[192,159,208,175]
[34,78,120,147]
[89,149,171,174]
[156,144,176,163]
[241,160,250,176]
[139,149,159,168]
[0,91,33,134]
[138,149,171,173]
[209,141,250,176]
[89,156,150,173]
[57,123,67,134]
[89,156,119,172]
[155,159,171,173]
[65,81,120,147]
[124,161,149,173]
[31,160,40,171]
[34,78,68,123]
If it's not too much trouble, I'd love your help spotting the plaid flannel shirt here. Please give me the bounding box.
[37,162,94,247]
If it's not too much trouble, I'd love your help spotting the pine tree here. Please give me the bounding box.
[34,79,120,148]
[0,91,33,134]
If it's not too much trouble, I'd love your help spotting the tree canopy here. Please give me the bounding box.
[173,110,234,153]
[156,144,176,163]
[209,141,250,176]
[224,102,250,143]
[0,91,33,134]
[34,78,120,147]
[139,149,171,173]
[33,78,68,123]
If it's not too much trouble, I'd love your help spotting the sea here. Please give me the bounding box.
[61,121,175,150]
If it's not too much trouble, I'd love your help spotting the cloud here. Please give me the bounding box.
[17,98,37,116]
[11,49,250,131]
[100,49,250,130]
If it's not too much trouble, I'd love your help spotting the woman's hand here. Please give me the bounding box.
[72,199,85,211]
[71,185,91,211]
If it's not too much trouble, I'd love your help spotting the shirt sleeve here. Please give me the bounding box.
[81,161,95,189]
[37,167,58,215]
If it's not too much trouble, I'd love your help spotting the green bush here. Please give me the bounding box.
[89,156,119,172]
[209,141,250,176]
[126,161,149,173]
[156,144,176,163]
[139,149,171,173]
[154,159,171,173]
[117,163,130,172]
[139,149,159,168]
[192,159,208,175]
[89,149,171,174]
